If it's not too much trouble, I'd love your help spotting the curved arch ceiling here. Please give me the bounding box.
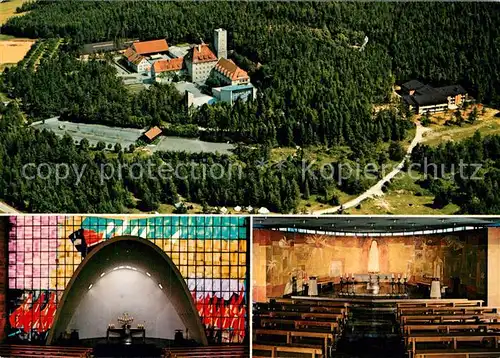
[47,236,208,345]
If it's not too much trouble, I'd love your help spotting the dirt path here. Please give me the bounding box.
[313,121,431,215]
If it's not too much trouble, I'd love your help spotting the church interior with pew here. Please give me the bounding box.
[252,216,500,358]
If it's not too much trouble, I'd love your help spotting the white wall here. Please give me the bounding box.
[67,269,186,339]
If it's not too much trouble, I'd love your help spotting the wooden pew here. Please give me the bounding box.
[259,317,340,332]
[163,345,248,357]
[413,348,500,357]
[397,300,484,309]
[404,322,500,336]
[271,297,349,308]
[0,344,92,358]
[407,332,500,357]
[399,307,497,319]
[255,328,334,354]
[256,302,347,316]
[257,310,344,322]
[253,342,323,358]
[401,314,500,326]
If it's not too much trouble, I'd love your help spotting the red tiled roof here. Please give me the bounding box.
[214,58,249,81]
[144,126,162,141]
[132,39,169,55]
[190,44,217,64]
[123,48,147,65]
[153,57,183,73]
[123,47,135,59]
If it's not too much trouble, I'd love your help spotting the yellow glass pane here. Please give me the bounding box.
[222,253,230,265]
[230,253,239,265]
[230,240,239,252]
[204,253,212,265]
[179,253,188,265]
[239,253,246,265]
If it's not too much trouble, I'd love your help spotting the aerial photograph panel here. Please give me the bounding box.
[0,1,499,214]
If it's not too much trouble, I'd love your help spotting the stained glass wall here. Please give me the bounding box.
[7,215,248,344]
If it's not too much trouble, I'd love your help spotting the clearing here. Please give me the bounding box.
[345,170,460,215]
[0,0,28,25]
[0,38,35,66]
[421,106,500,146]
[0,0,34,68]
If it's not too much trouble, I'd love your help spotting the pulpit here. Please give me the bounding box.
[308,277,318,296]
[430,278,441,299]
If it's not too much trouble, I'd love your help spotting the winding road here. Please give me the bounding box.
[0,201,20,213]
[313,122,431,215]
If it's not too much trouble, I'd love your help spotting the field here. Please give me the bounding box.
[0,0,28,25]
[0,38,35,66]
[0,0,34,68]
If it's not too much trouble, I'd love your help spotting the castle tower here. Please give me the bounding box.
[214,28,227,59]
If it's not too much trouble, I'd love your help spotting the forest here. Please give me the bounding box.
[411,131,500,215]
[1,2,500,213]
[0,103,399,213]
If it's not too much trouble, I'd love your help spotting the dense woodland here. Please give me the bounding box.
[0,103,395,213]
[411,132,500,215]
[2,2,500,213]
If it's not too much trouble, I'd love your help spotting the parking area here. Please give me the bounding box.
[32,118,143,148]
[152,136,234,155]
[32,118,235,154]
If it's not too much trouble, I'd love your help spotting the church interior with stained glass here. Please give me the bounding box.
[0,215,249,358]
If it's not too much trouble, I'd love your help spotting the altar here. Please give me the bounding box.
[337,273,409,298]
[106,313,146,345]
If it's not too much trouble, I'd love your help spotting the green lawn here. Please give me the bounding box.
[345,170,460,215]
[0,34,15,40]
[422,107,500,146]
[125,83,146,94]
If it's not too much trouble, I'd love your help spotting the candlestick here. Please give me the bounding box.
[391,273,395,279]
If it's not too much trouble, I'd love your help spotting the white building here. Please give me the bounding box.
[123,48,151,73]
[214,28,228,59]
[185,44,218,83]
[213,58,250,86]
[151,57,184,83]
[212,84,257,106]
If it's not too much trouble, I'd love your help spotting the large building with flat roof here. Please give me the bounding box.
[212,84,257,106]
[401,80,468,114]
